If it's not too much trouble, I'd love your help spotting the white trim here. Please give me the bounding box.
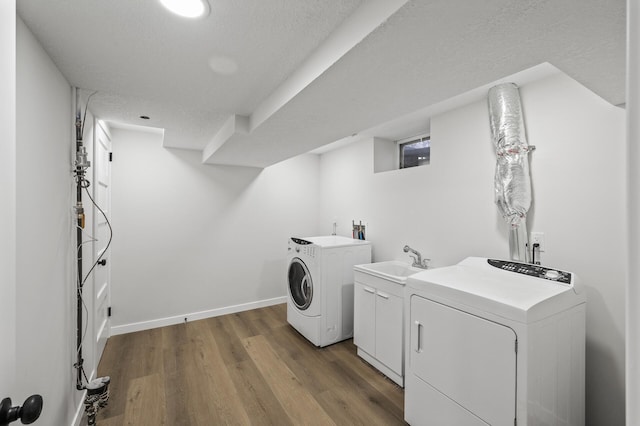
[96,317,108,342]
[110,296,287,335]
[96,281,108,300]
[71,390,86,426]
[0,0,16,398]
[627,0,639,423]
[70,365,100,426]
[97,119,112,141]
[396,132,430,145]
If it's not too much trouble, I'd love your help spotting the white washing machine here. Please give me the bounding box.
[404,257,586,426]
[287,236,371,347]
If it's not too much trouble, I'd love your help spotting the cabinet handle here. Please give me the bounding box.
[377,292,389,299]
[363,286,375,294]
[413,320,422,353]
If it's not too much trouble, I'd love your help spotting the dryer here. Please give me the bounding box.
[287,236,371,347]
[404,257,586,426]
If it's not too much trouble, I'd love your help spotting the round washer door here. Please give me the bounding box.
[288,258,313,310]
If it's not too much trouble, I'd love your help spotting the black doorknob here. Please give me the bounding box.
[98,259,107,266]
[0,395,43,426]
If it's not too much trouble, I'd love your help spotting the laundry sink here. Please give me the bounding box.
[353,260,422,285]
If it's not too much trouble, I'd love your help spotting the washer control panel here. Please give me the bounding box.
[291,237,312,245]
[488,259,572,284]
[289,237,316,257]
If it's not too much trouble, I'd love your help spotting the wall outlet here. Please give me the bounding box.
[531,232,545,252]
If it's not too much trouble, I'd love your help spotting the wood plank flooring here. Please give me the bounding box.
[96,304,406,425]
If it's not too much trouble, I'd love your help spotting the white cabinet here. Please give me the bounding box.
[353,276,405,386]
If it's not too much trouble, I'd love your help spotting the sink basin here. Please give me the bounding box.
[354,260,423,284]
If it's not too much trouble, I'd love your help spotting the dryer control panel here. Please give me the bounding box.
[488,259,572,285]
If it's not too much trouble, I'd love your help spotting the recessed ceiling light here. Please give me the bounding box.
[208,56,238,75]
[159,0,210,19]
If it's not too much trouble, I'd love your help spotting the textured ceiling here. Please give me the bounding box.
[17,0,364,149]
[17,0,626,168]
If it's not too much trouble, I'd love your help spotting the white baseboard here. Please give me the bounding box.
[70,367,100,426]
[71,390,86,426]
[110,296,287,336]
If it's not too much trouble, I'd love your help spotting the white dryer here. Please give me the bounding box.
[404,257,586,426]
[287,236,371,347]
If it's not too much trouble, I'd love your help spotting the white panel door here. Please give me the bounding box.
[354,282,376,355]
[93,121,111,363]
[410,295,517,426]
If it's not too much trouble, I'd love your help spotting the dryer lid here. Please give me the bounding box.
[407,257,585,323]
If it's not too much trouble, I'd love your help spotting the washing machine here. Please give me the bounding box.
[404,257,586,426]
[287,236,371,347]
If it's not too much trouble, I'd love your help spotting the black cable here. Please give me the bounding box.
[74,180,112,389]
[80,91,98,139]
[81,183,113,288]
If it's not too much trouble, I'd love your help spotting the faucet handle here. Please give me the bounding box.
[421,258,431,268]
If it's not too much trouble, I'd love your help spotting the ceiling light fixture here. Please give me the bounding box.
[208,56,238,75]
[159,0,210,18]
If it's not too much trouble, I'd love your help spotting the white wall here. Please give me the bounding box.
[110,129,320,331]
[16,17,80,425]
[318,72,626,425]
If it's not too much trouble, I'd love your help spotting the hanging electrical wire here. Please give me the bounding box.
[75,226,98,384]
[80,186,113,287]
[72,88,112,426]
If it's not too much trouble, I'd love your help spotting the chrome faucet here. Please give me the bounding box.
[404,245,430,269]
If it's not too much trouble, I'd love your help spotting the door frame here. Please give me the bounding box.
[0,0,17,398]
[92,118,112,365]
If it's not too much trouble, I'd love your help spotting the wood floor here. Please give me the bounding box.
[96,304,406,425]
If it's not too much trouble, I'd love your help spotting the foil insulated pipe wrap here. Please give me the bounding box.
[488,82,532,262]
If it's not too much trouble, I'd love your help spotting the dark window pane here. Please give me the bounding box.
[400,138,430,169]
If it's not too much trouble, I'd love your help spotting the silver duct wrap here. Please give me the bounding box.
[488,82,532,262]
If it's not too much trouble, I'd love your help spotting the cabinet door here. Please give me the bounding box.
[354,282,376,355]
[375,291,403,374]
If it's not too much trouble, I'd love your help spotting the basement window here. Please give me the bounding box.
[399,135,430,169]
